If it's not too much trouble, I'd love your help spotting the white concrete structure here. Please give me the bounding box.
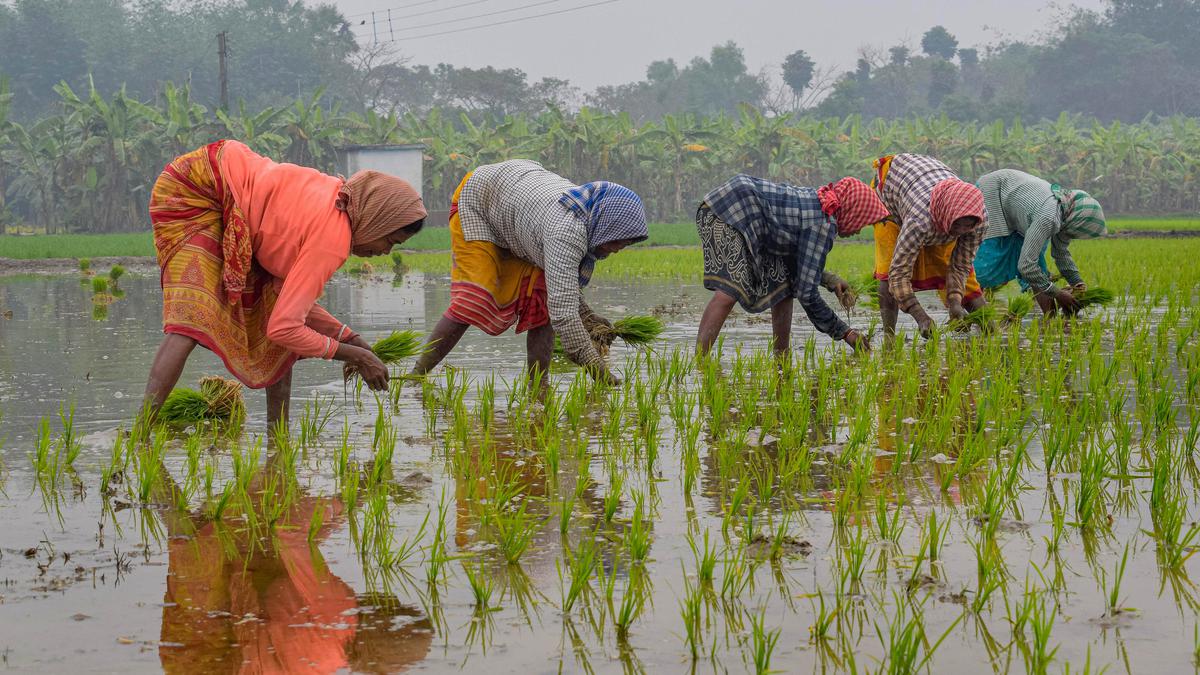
[336,144,425,197]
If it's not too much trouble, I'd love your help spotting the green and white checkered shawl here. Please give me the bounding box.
[1056,188,1106,240]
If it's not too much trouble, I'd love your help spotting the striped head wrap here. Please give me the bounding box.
[560,181,648,285]
[1056,187,1106,239]
[818,177,890,236]
[929,179,984,235]
[337,171,427,246]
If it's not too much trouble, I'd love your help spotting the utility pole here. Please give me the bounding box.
[217,31,229,111]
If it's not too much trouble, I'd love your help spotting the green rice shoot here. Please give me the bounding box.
[613,315,665,346]
[91,276,108,294]
[157,388,210,426]
[108,265,125,283]
[371,330,424,364]
[948,305,999,332]
[1004,294,1035,323]
[158,377,246,426]
[1075,286,1116,309]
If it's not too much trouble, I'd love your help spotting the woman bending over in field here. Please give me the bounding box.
[973,168,1106,316]
[411,160,647,387]
[871,153,989,337]
[142,140,427,431]
[695,175,887,356]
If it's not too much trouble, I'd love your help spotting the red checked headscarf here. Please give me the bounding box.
[817,177,890,236]
[929,179,984,235]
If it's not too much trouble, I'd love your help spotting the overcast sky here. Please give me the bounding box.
[329,0,1106,90]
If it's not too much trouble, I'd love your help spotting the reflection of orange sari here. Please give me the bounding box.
[159,498,357,674]
[150,142,296,388]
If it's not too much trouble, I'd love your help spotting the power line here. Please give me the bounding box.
[344,0,439,20]
[353,0,569,36]
[353,0,493,28]
[362,0,621,42]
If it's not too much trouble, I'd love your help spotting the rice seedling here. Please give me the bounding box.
[90,276,108,294]
[464,562,498,614]
[495,503,537,565]
[947,305,999,332]
[611,574,647,640]
[679,571,705,661]
[1073,286,1116,309]
[157,376,246,427]
[1100,543,1133,617]
[370,330,424,364]
[612,315,666,346]
[1004,293,1035,324]
[559,537,599,613]
[624,492,652,564]
[746,608,781,675]
[108,264,125,285]
[297,394,335,448]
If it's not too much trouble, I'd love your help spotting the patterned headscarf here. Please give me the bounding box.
[560,181,648,285]
[929,179,985,235]
[817,177,890,236]
[336,171,427,247]
[1056,188,1106,239]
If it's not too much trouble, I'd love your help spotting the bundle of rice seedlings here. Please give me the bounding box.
[108,265,126,284]
[159,377,246,426]
[947,306,999,332]
[91,276,109,294]
[1074,287,1115,309]
[612,315,665,346]
[1003,294,1034,325]
[371,330,424,364]
[199,376,246,421]
[79,258,91,274]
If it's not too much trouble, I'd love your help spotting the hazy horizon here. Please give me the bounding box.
[330,0,1106,90]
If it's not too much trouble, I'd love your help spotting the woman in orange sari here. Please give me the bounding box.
[143,140,427,430]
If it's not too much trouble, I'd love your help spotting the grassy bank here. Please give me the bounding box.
[383,237,1200,295]
[7,219,1200,266]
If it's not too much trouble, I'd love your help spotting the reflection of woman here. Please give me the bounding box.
[155,467,432,673]
[142,140,427,430]
[695,175,887,355]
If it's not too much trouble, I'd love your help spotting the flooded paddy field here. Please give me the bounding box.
[1,251,1200,673]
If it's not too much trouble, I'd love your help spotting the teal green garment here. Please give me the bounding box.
[974,233,1049,291]
[976,169,1105,293]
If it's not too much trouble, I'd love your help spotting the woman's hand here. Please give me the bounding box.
[340,345,389,391]
[843,329,870,353]
[909,305,935,339]
[1053,288,1081,315]
[342,335,375,381]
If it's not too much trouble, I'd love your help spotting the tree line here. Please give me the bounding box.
[4,0,1200,124]
[2,79,1198,234]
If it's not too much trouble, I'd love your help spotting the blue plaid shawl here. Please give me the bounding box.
[561,181,647,285]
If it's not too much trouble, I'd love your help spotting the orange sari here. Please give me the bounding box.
[149,142,296,388]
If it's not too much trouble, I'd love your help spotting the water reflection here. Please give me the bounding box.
[154,461,432,673]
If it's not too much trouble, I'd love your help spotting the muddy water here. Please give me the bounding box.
[0,273,1194,673]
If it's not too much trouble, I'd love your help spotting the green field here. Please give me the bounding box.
[1,216,1197,261]
[0,222,703,260]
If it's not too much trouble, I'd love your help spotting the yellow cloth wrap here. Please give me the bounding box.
[872,219,983,304]
[446,172,547,335]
